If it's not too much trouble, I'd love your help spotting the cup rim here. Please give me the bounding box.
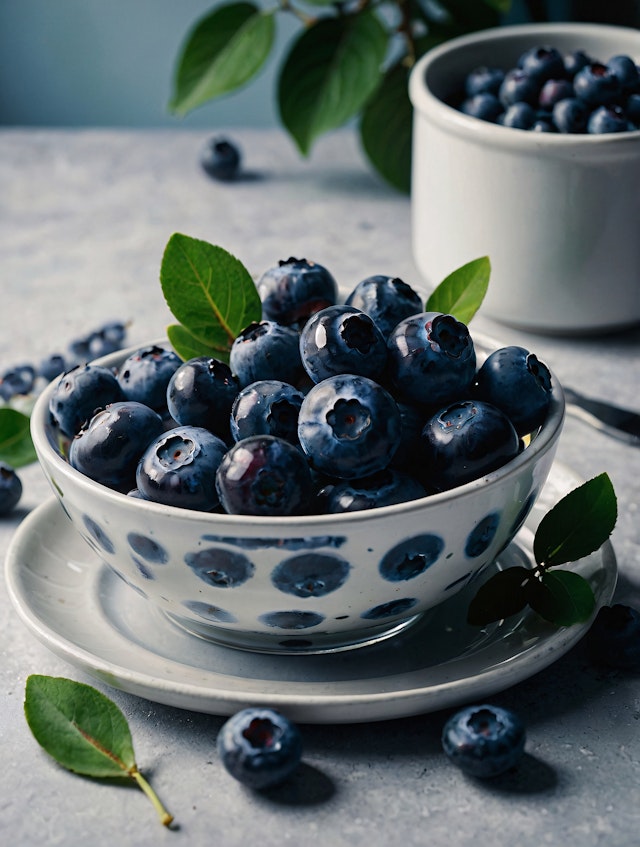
[31,334,566,529]
[409,21,640,149]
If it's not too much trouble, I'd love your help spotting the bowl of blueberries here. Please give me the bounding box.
[409,22,640,335]
[30,259,565,654]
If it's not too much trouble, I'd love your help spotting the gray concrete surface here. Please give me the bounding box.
[1,128,639,847]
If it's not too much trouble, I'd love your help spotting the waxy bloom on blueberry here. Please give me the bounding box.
[442,703,526,778]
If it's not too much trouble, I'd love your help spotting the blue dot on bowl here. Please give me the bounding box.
[258,610,325,630]
[379,534,445,582]
[182,600,238,623]
[185,547,255,588]
[465,512,501,558]
[271,553,350,598]
[127,532,168,564]
[82,514,115,554]
[361,597,418,620]
[131,556,154,580]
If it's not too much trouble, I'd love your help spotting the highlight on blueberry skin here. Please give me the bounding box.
[49,364,126,438]
[167,356,240,442]
[217,707,303,790]
[441,703,526,778]
[344,274,423,339]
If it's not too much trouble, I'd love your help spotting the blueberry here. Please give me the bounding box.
[420,400,520,491]
[200,136,242,181]
[299,305,388,383]
[215,435,313,516]
[464,66,505,98]
[230,321,304,388]
[442,704,526,778]
[257,258,338,327]
[298,374,401,479]
[532,116,557,132]
[573,62,622,106]
[117,345,182,411]
[38,353,67,382]
[217,707,303,790]
[68,322,127,365]
[500,101,536,129]
[473,346,552,436]
[345,275,423,339]
[318,468,428,513]
[498,69,540,107]
[518,45,566,84]
[626,93,640,126]
[586,604,640,670]
[69,401,164,492]
[0,462,22,515]
[587,104,631,134]
[607,54,640,94]
[563,49,591,79]
[49,364,126,438]
[460,92,503,122]
[167,356,239,441]
[230,379,304,445]
[0,364,36,400]
[387,312,476,407]
[136,425,228,511]
[552,97,590,133]
[538,77,574,111]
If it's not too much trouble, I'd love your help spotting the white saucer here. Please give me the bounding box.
[5,463,616,724]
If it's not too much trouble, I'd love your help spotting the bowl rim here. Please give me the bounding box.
[30,333,566,528]
[409,21,640,149]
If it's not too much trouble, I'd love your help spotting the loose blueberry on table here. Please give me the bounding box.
[441,703,526,778]
[586,604,640,670]
[217,707,303,789]
[200,136,242,181]
[0,462,22,515]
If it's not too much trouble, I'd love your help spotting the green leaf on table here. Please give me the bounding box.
[170,2,275,115]
[160,233,261,362]
[527,570,596,627]
[425,256,490,323]
[278,11,389,155]
[359,62,412,194]
[24,675,173,826]
[467,566,531,626]
[533,472,617,568]
[0,407,37,467]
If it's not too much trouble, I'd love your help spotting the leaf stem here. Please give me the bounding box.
[129,767,174,827]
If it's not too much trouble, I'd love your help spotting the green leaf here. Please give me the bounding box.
[25,675,173,826]
[278,11,389,155]
[166,324,218,362]
[533,473,617,568]
[527,570,596,627]
[25,675,135,778]
[0,407,37,467]
[425,256,491,323]
[482,0,511,13]
[359,62,412,193]
[170,2,275,115]
[160,233,261,363]
[467,566,530,625]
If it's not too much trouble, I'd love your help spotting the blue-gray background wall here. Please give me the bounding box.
[2,1,637,128]
[0,0,298,128]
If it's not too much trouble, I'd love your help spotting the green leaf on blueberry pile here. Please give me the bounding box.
[426,256,490,324]
[160,232,261,362]
[0,408,37,467]
[24,675,174,827]
[468,473,617,628]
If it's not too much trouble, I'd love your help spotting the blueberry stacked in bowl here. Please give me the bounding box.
[457,44,640,133]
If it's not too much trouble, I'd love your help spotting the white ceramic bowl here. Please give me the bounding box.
[31,338,565,654]
[409,23,640,334]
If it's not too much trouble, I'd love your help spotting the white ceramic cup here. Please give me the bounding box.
[409,23,640,335]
